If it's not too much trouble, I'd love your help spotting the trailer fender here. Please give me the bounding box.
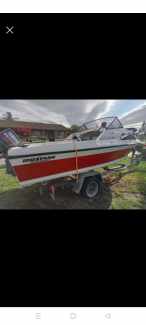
[73,171,102,194]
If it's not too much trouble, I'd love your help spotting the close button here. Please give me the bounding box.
[5,26,14,34]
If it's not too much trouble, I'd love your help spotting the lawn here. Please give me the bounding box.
[106,159,146,209]
[95,156,146,209]
[0,158,146,209]
[0,165,20,193]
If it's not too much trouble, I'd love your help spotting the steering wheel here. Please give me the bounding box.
[120,133,128,140]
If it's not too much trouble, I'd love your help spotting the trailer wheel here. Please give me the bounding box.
[81,176,103,199]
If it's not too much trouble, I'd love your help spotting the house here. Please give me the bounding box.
[0,112,69,142]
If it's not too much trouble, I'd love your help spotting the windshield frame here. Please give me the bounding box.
[79,116,123,131]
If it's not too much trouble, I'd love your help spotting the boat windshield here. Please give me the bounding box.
[66,117,123,141]
[79,116,123,131]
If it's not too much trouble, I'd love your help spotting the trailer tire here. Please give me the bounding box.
[81,176,103,199]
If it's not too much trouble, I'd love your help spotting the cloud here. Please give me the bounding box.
[0,99,117,127]
[120,102,146,124]
[84,100,116,122]
[97,100,116,117]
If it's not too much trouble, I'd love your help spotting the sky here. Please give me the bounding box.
[0,100,146,127]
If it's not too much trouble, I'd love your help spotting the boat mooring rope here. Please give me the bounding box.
[75,147,79,181]
[73,139,79,181]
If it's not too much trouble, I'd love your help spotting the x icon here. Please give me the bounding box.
[6,26,14,34]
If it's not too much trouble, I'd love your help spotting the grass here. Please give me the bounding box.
[95,156,146,209]
[110,159,146,209]
[0,166,19,193]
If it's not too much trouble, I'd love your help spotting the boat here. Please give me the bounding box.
[0,116,138,187]
[135,121,146,156]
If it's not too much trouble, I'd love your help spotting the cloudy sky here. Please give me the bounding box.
[0,100,146,127]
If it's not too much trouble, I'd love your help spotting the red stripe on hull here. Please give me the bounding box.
[13,148,130,182]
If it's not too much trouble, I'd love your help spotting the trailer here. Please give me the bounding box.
[38,169,104,201]
[38,148,143,202]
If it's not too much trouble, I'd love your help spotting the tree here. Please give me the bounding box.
[6,112,13,120]
[71,124,80,132]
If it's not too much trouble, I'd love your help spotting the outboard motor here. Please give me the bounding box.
[0,128,22,174]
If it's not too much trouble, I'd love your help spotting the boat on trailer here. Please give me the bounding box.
[0,116,138,188]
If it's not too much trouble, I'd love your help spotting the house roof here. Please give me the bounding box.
[0,118,67,131]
